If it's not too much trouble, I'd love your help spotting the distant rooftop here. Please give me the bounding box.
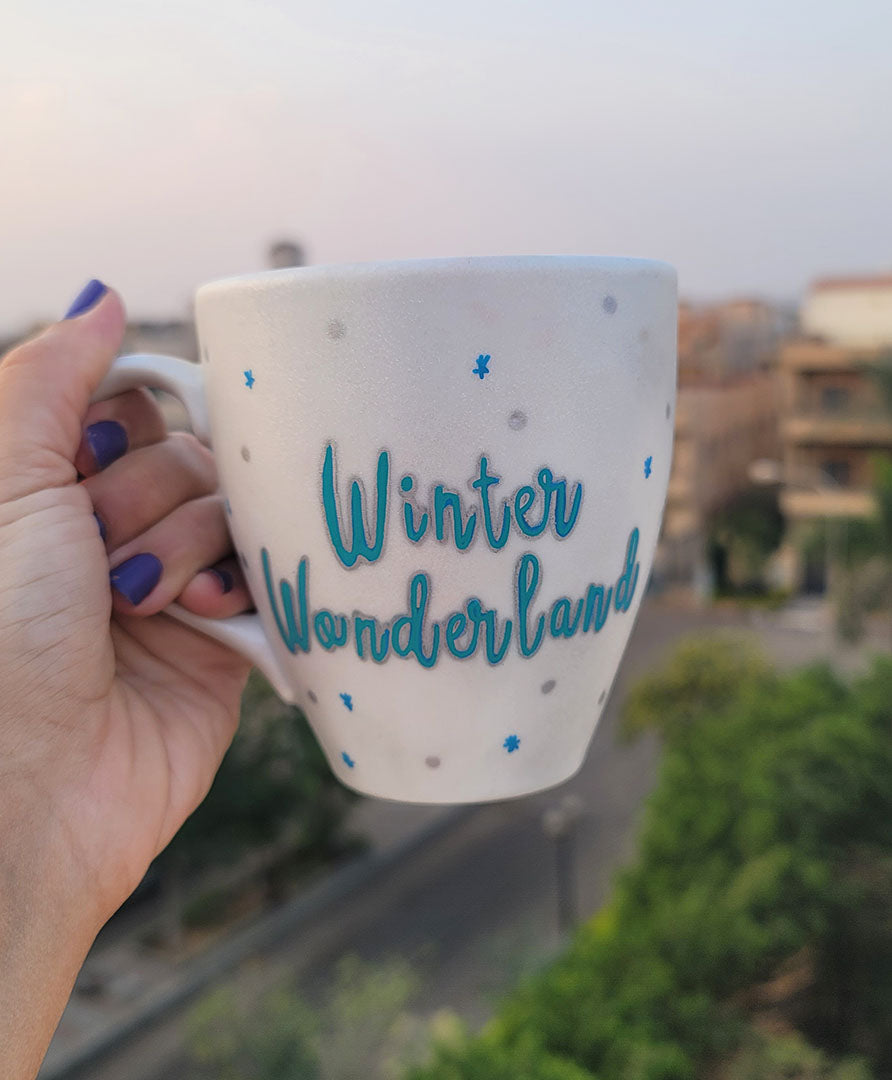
[811,274,892,292]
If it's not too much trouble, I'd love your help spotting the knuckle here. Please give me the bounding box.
[85,387,157,426]
[169,432,216,482]
[123,387,164,419]
[1,330,53,369]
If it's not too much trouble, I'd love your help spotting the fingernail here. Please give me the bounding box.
[207,567,234,594]
[110,553,163,605]
[65,279,108,319]
[93,512,107,543]
[86,420,128,470]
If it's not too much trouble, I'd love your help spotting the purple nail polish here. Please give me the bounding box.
[86,420,128,470]
[93,512,107,543]
[110,553,162,605]
[65,279,107,319]
[207,567,234,594]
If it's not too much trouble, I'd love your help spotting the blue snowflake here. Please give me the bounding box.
[244,369,255,389]
[472,353,491,380]
[644,455,653,479]
[503,734,521,753]
[340,693,354,711]
[341,751,355,768]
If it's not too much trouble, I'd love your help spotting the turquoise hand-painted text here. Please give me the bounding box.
[262,526,641,667]
[322,443,583,568]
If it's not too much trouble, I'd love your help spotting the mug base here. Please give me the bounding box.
[330,749,589,805]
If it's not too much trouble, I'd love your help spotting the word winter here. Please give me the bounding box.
[321,444,584,567]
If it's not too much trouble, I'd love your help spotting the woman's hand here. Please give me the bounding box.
[0,282,252,1077]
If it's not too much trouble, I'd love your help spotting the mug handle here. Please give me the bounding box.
[91,354,296,704]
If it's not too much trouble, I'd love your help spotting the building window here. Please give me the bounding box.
[821,386,850,413]
[820,460,851,487]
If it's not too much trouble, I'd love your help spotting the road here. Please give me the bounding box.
[64,599,862,1079]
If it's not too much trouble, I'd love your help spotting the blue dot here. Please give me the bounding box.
[340,693,354,711]
[503,734,521,753]
[400,476,413,492]
[341,751,355,768]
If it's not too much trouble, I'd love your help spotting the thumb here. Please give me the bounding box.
[0,282,127,503]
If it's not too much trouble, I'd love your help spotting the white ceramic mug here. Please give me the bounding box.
[93,256,677,803]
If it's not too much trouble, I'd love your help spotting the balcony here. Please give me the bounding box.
[780,487,877,520]
[782,407,892,446]
[780,341,885,371]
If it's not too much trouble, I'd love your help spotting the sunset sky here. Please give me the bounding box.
[2,0,890,333]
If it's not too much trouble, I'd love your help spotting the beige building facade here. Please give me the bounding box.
[770,272,892,590]
[773,340,892,589]
[801,275,892,348]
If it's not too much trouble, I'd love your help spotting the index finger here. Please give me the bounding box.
[75,388,168,478]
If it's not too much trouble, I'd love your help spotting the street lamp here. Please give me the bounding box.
[542,794,585,936]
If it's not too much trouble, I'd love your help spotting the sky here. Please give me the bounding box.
[1,0,891,334]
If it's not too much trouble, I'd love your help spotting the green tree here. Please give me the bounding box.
[408,1030,596,1080]
[707,487,784,594]
[150,670,358,946]
[832,351,892,639]
[412,639,892,1080]
[188,954,450,1080]
[864,349,892,412]
[727,1032,871,1080]
[188,985,319,1080]
[319,955,422,1078]
[167,670,356,869]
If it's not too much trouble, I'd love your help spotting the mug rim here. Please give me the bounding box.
[196,253,676,300]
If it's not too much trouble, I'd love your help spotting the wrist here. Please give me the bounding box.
[0,790,101,1079]
[1,778,106,946]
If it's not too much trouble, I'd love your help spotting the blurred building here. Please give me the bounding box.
[119,321,197,431]
[268,239,306,269]
[772,279,892,589]
[801,273,892,347]
[676,298,788,385]
[657,300,785,593]
[122,320,197,362]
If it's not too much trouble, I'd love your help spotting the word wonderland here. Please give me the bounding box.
[260,444,641,667]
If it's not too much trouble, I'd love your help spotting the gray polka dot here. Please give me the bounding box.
[425,755,441,769]
[602,295,617,315]
[665,402,671,420]
[639,327,650,343]
[308,690,318,704]
[241,446,251,462]
[541,679,556,694]
[598,689,606,705]
[508,410,528,431]
[327,319,347,341]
